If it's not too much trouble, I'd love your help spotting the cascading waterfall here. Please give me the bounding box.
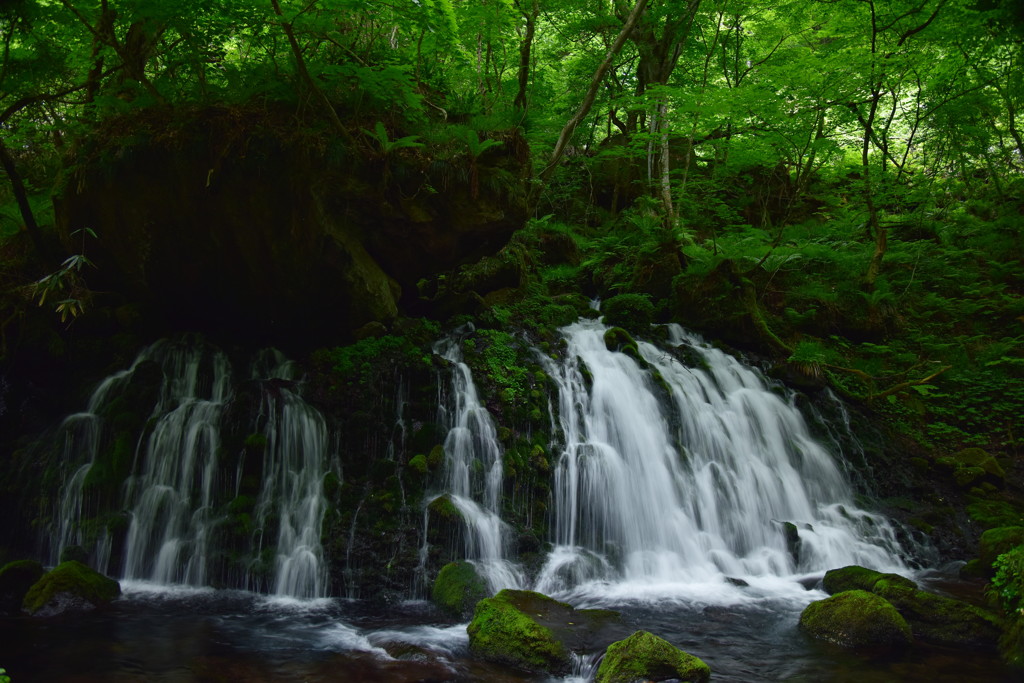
[121,343,232,586]
[427,333,524,593]
[51,339,330,599]
[535,320,906,601]
[249,351,330,599]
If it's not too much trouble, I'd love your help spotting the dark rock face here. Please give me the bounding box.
[54,107,528,349]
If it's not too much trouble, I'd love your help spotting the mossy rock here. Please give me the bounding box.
[980,527,1024,568]
[602,294,654,332]
[952,448,1005,483]
[799,590,912,648]
[821,565,1000,648]
[603,327,643,364]
[427,444,446,469]
[22,560,121,617]
[0,559,45,614]
[427,494,463,522]
[467,589,570,673]
[408,453,429,475]
[873,579,1001,648]
[467,589,623,675]
[432,560,487,617]
[822,565,917,595]
[596,630,710,683]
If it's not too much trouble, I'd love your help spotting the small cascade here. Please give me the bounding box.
[50,339,330,599]
[536,320,906,600]
[427,333,524,593]
[250,352,330,599]
[121,343,232,586]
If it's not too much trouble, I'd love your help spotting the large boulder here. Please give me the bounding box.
[467,589,622,675]
[820,565,1000,648]
[22,560,121,617]
[595,630,710,683]
[432,560,487,618]
[872,576,1001,648]
[0,559,45,614]
[822,565,916,595]
[799,589,913,648]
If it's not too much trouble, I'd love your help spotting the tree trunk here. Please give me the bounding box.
[539,0,649,182]
[0,139,49,261]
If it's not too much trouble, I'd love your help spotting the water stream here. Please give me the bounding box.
[19,323,1012,681]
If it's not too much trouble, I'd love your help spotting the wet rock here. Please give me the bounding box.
[822,565,916,595]
[821,565,1000,648]
[22,560,121,617]
[467,589,622,675]
[432,561,487,618]
[595,630,710,683]
[799,589,913,648]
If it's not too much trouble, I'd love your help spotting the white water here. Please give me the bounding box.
[52,339,330,599]
[426,333,525,593]
[535,320,906,604]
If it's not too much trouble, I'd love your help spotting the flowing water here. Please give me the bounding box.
[535,321,906,603]
[424,332,526,593]
[49,339,329,598]
[15,324,1013,681]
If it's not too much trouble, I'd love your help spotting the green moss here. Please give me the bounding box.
[799,590,912,648]
[432,560,487,617]
[875,578,1001,648]
[466,589,569,673]
[427,494,462,522]
[980,527,1024,567]
[408,453,429,475]
[603,327,643,364]
[602,293,654,332]
[596,630,710,683]
[22,560,121,616]
[428,444,446,469]
[822,565,917,595]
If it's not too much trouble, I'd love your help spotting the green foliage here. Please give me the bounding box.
[602,293,654,331]
[361,121,424,155]
[314,332,435,388]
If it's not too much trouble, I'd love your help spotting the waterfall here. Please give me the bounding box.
[51,339,330,599]
[249,352,330,599]
[427,333,524,593]
[535,320,906,601]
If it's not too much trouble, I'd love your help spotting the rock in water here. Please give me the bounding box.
[432,561,487,618]
[800,589,912,649]
[22,560,121,617]
[595,630,711,683]
[467,589,622,675]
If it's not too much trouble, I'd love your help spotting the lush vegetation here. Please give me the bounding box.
[1,0,1023,669]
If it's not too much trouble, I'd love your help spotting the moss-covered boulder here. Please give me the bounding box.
[799,590,913,648]
[22,560,121,617]
[467,589,623,675]
[980,527,1024,568]
[467,590,570,673]
[822,565,916,595]
[595,630,710,683]
[820,565,1001,648]
[602,294,655,332]
[432,560,487,618]
[951,448,1006,485]
[0,559,45,614]
[873,577,1001,648]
